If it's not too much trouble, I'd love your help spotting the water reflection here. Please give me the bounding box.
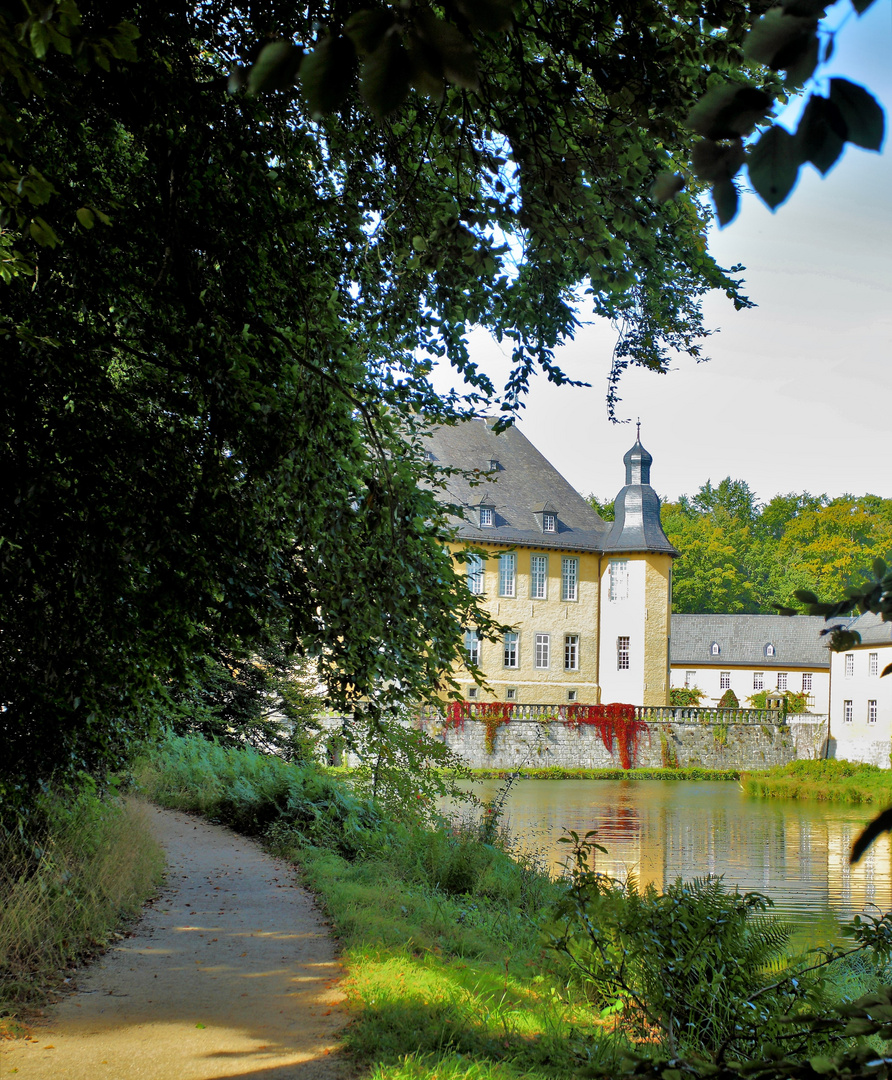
[470,780,892,940]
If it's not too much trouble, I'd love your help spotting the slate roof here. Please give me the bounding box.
[844,610,892,646]
[670,614,848,669]
[602,440,678,556]
[422,419,610,552]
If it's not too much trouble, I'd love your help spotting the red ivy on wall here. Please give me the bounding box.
[564,703,645,770]
[442,701,643,767]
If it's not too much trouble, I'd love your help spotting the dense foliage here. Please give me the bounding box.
[593,479,892,615]
[0,0,773,825]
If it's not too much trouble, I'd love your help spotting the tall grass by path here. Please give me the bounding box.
[137,733,626,1078]
[0,792,164,1026]
[743,759,892,804]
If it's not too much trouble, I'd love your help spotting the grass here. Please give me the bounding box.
[136,733,626,1078]
[0,790,164,1026]
[742,758,892,803]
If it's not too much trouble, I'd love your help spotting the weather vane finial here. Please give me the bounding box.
[636,417,641,441]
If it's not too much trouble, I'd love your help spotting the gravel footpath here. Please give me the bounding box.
[3,804,353,1079]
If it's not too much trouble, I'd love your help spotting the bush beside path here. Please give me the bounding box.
[3,804,351,1080]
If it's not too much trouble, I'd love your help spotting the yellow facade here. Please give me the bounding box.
[643,555,673,706]
[454,540,603,706]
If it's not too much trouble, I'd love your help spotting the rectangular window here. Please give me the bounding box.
[684,670,696,688]
[564,634,579,671]
[609,559,629,601]
[467,554,484,595]
[467,686,478,699]
[535,633,550,669]
[543,512,556,532]
[503,632,518,669]
[870,652,879,676]
[464,630,479,667]
[531,555,548,599]
[567,689,578,702]
[753,671,764,691]
[868,700,878,724]
[479,506,494,528]
[561,556,578,601]
[498,552,516,597]
[802,672,812,692]
[617,636,630,671]
[720,671,731,690]
[777,672,788,691]
[844,699,853,723]
[506,687,517,701]
[845,653,854,678]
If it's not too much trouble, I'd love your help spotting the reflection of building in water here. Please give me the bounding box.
[826,827,892,921]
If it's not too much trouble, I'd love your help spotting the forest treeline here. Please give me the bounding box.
[589,479,892,615]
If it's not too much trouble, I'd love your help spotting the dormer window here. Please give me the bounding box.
[532,502,558,533]
[489,459,500,471]
[710,642,720,656]
[764,643,775,658]
[479,506,494,528]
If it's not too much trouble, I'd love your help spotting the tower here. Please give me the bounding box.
[598,432,678,706]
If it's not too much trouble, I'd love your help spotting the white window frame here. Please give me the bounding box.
[868,699,878,724]
[467,686,478,699]
[498,552,516,597]
[609,559,629,601]
[802,672,812,693]
[845,653,854,678]
[711,642,720,656]
[777,672,788,691]
[870,652,879,676]
[844,699,853,723]
[567,689,578,702]
[503,632,519,669]
[467,554,484,595]
[564,634,579,671]
[479,506,494,528]
[535,633,551,669]
[685,670,696,688]
[543,512,557,532]
[720,671,731,690]
[530,555,548,599]
[506,687,517,701]
[561,556,579,602]
[765,643,775,657]
[617,635,630,671]
[753,671,764,691]
[464,630,480,667]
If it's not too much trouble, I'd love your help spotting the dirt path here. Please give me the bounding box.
[3,804,353,1080]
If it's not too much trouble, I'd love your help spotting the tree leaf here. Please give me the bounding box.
[344,9,395,55]
[795,94,847,175]
[686,84,773,140]
[882,663,892,678]
[691,139,744,183]
[874,557,888,579]
[76,206,95,229]
[455,0,515,32]
[414,10,479,91]
[794,589,819,605]
[784,32,819,87]
[829,78,885,151]
[299,35,356,115]
[651,172,685,203]
[247,40,302,95]
[712,178,738,227]
[361,34,412,117]
[747,124,800,209]
[850,0,878,13]
[744,9,817,70]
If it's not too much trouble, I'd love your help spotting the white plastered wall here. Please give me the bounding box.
[829,644,892,768]
[670,665,831,713]
[598,557,645,705]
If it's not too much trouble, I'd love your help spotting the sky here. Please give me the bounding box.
[443,2,892,506]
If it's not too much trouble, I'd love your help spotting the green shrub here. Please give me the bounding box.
[669,686,706,707]
[717,688,739,709]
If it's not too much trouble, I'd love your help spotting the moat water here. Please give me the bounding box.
[468,779,892,944]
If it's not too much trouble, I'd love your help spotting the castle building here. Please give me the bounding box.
[828,611,892,767]
[425,419,676,706]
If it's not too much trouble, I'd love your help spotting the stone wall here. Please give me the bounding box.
[317,710,829,771]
